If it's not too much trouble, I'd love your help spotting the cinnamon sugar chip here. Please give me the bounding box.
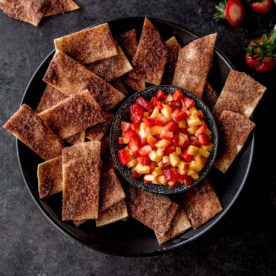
[65,131,85,145]
[173,34,217,98]
[202,82,219,110]
[213,70,267,119]
[45,0,79,17]
[214,111,255,173]
[3,104,63,160]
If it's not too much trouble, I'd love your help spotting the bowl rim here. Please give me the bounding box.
[15,16,255,257]
[110,85,219,195]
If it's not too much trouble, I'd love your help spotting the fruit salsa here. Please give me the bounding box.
[117,89,214,188]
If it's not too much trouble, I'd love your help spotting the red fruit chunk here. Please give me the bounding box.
[163,169,178,182]
[183,97,195,109]
[143,117,155,127]
[172,109,187,122]
[198,134,209,145]
[181,175,193,186]
[130,114,142,124]
[130,103,144,116]
[164,145,176,155]
[139,145,152,156]
[140,137,147,146]
[172,135,179,146]
[121,121,131,132]
[194,123,207,137]
[124,129,138,140]
[133,171,141,179]
[169,101,182,111]
[147,135,157,147]
[118,137,125,145]
[190,135,201,147]
[168,181,180,189]
[154,115,167,126]
[160,129,173,140]
[136,96,152,111]
[162,163,172,170]
[118,149,132,165]
[153,97,163,109]
[128,136,140,153]
[164,121,179,131]
[173,89,184,101]
[180,152,194,162]
[131,122,141,131]
[144,179,152,184]
[138,156,151,166]
[157,89,166,100]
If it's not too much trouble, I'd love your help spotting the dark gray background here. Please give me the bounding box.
[0,1,276,275]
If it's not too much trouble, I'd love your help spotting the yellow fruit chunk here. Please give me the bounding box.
[152,167,162,176]
[177,161,188,171]
[162,155,169,163]
[166,94,173,102]
[179,133,188,146]
[190,107,200,115]
[144,112,150,118]
[150,107,159,118]
[187,126,198,135]
[161,104,172,121]
[127,159,138,168]
[199,148,210,158]
[169,152,180,167]
[155,139,171,149]
[178,120,186,128]
[140,122,147,130]
[187,145,199,156]
[176,147,181,155]
[158,175,166,185]
[202,144,214,152]
[138,128,149,139]
[204,128,212,136]
[189,171,199,180]
[150,126,163,135]
[134,163,150,174]
[187,114,202,127]
[149,150,163,162]
[144,174,157,182]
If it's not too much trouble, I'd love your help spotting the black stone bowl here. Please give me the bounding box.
[110,85,219,195]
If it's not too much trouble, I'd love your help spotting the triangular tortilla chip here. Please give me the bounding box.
[38,156,62,199]
[173,34,217,98]
[45,0,79,17]
[64,131,85,145]
[62,141,101,220]
[96,200,128,227]
[38,90,105,139]
[43,50,125,111]
[125,185,179,236]
[214,111,255,173]
[122,75,146,92]
[110,78,129,95]
[86,112,113,141]
[155,208,191,244]
[3,104,63,160]
[180,179,222,229]
[86,46,132,82]
[202,82,219,110]
[129,18,168,85]
[0,0,48,26]
[212,70,266,119]
[162,36,181,85]
[54,23,118,64]
[36,85,67,113]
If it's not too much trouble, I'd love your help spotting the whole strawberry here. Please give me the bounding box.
[214,0,245,27]
[246,30,276,73]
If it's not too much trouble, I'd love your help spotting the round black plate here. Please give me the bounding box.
[110,85,219,194]
[17,17,254,256]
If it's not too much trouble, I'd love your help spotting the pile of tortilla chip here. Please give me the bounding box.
[3,18,266,244]
[0,0,79,26]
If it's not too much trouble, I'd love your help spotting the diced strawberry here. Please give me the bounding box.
[124,129,138,140]
[130,114,142,124]
[163,169,178,182]
[118,137,125,145]
[180,151,194,162]
[180,128,188,135]
[168,181,180,189]
[138,156,151,166]
[183,97,195,109]
[164,121,179,132]
[181,175,193,186]
[121,121,131,132]
[162,163,172,170]
[154,114,167,126]
[198,134,209,145]
[160,129,173,140]
[139,145,152,156]
[164,145,176,155]
[133,171,141,179]
[140,137,147,146]
[136,96,152,111]
[147,135,157,147]
[181,140,190,149]
[153,97,163,109]
[173,89,184,101]
[172,135,179,146]
[169,101,182,110]
[190,135,201,147]
[130,102,144,116]
[144,179,152,184]
[157,89,166,100]
[118,149,132,165]
[194,123,207,137]
[131,122,141,131]
[128,136,140,153]
[142,117,155,127]
[198,110,205,119]
[172,109,188,122]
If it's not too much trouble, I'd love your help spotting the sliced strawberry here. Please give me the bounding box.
[154,115,167,126]
[160,129,173,140]
[118,149,132,165]
[172,135,179,147]
[164,145,176,155]
[142,117,155,127]
[139,145,152,156]
[194,123,208,137]
[157,89,166,100]
[140,137,147,146]
[172,109,188,122]
[133,171,141,179]
[168,101,182,111]
[121,121,131,132]
[138,156,151,166]
[130,114,142,124]
[180,151,194,162]
[246,0,273,14]
[136,96,152,111]
[164,121,179,132]
[198,134,209,145]
[131,121,141,131]
[130,102,144,116]
[183,97,195,109]
[172,89,184,101]
[128,136,140,153]
[153,97,163,109]
[163,169,178,182]
[124,129,138,140]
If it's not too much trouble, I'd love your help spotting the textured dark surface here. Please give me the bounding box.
[0,0,276,275]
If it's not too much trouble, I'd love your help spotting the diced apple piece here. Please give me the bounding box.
[162,155,169,163]
[150,126,163,135]
[158,175,166,185]
[199,148,210,158]
[187,126,198,135]
[187,145,199,156]
[178,120,186,128]
[134,163,150,174]
[155,139,171,149]
[149,150,163,162]
[161,104,172,121]
[152,167,162,176]
[150,107,159,118]
[176,147,181,155]
[169,152,180,167]
[144,174,157,182]
[187,114,202,127]
[127,159,138,168]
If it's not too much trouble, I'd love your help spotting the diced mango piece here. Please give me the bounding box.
[155,139,171,149]
[187,114,202,127]
[139,128,149,139]
[150,126,163,135]
[202,143,214,152]
[161,104,172,121]
[199,148,210,158]
[144,112,150,118]
[189,160,204,172]
[150,107,159,118]
[158,160,163,167]
[156,148,164,157]
[162,155,169,163]
[144,174,157,182]
[177,161,188,171]
[152,167,162,176]
[149,150,163,162]
[134,163,150,174]
[179,133,188,146]
[140,122,147,130]
[204,128,212,136]
[189,107,200,115]
[189,171,199,180]
[187,145,199,156]
[176,147,181,155]
[166,94,173,102]
[127,159,138,168]
[169,152,180,167]
[187,126,198,135]
[178,120,186,128]
[158,175,166,185]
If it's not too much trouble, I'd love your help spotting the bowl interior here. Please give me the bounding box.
[110,85,218,195]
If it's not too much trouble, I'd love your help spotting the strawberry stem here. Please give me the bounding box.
[214,0,227,22]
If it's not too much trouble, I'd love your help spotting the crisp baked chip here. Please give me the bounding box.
[86,46,133,82]
[54,23,118,64]
[62,141,101,220]
[99,169,125,212]
[117,29,139,61]
[173,34,217,98]
[37,156,62,199]
[65,131,85,145]
[43,50,125,111]
[181,179,223,229]
[155,208,191,244]
[96,200,128,227]
[110,78,128,95]
[38,90,105,139]
[3,104,63,160]
[215,111,255,173]
[73,219,86,227]
[122,75,146,92]
[36,85,67,113]
[125,185,179,236]
[162,36,181,85]
[45,0,79,17]
[0,0,48,26]
[212,70,267,119]
[86,112,113,141]
[202,82,219,110]
[129,18,168,85]
[100,136,117,173]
